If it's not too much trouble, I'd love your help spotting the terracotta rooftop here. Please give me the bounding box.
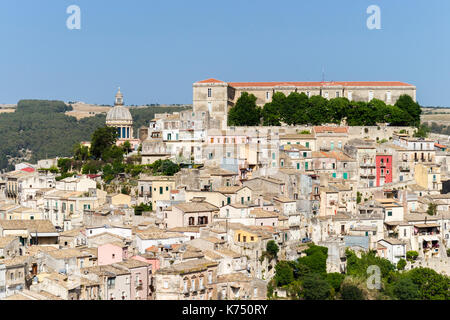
[228,81,414,88]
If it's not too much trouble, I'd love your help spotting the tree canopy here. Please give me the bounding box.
[228,92,261,126]
[228,92,421,128]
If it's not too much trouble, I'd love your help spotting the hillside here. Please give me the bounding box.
[0,100,191,171]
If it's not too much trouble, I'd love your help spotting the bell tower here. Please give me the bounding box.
[115,87,124,106]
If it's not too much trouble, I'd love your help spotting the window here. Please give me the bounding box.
[207,101,212,113]
[386,91,391,102]
[306,142,309,148]
[107,278,116,289]
[266,91,270,100]
[163,281,169,289]
[368,91,374,101]
[348,91,353,101]
[208,272,213,284]
[159,187,163,195]
[207,88,212,98]
[387,211,392,217]
[336,91,340,98]
[324,92,329,99]
[272,152,276,160]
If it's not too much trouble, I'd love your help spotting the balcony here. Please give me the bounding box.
[360,163,376,168]
[399,167,410,172]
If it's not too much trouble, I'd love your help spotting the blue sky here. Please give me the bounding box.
[0,0,448,106]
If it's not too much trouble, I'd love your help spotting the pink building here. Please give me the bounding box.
[132,254,161,299]
[115,260,151,300]
[98,243,129,266]
[132,254,160,276]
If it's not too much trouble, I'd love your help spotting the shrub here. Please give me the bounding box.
[301,274,331,300]
[340,283,365,300]
[406,251,418,262]
[397,258,407,271]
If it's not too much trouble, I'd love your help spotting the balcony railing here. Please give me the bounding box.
[360,163,376,168]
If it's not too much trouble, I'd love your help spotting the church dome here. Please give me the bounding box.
[106,105,132,122]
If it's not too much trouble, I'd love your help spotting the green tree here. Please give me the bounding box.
[326,273,345,293]
[301,274,331,300]
[407,268,449,300]
[121,141,132,154]
[274,261,294,287]
[393,277,420,300]
[307,95,330,125]
[57,158,72,173]
[414,124,430,138]
[228,92,261,126]
[90,126,118,160]
[297,245,328,276]
[406,251,418,262]
[395,94,421,127]
[266,240,279,259]
[102,145,124,163]
[327,97,350,124]
[340,283,365,300]
[290,92,309,125]
[152,159,180,176]
[81,160,102,174]
[262,102,281,126]
[397,258,407,271]
[134,203,152,215]
[426,203,437,216]
[73,143,90,161]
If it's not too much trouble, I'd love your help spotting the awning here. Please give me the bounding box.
[421,235,439,242]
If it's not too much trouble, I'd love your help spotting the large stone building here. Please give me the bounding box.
[193,79,416,129]
[106,88,140,149]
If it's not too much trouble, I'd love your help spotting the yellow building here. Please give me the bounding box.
[6,206,43,221]
[137,175,176,210]
[414,163,442,193]
[108,193,132,207]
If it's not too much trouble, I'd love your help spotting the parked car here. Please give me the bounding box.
[301,237,311,243]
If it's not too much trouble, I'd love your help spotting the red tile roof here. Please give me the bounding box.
[145,245,158,253]
[435,143,447,149]
[227,81,414,88]
[21,167,35,173]
[313,126,348,133]
[196,78,226,84]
